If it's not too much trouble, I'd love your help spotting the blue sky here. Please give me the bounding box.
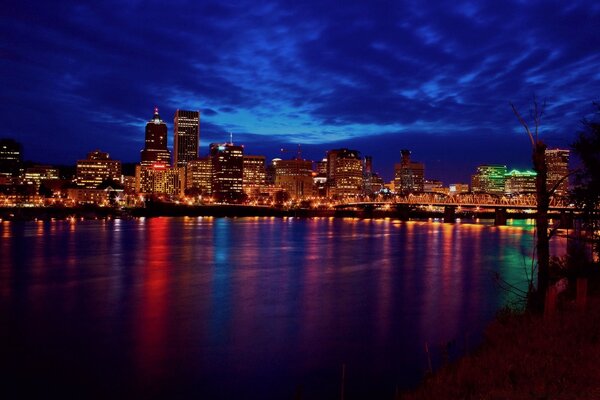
[1,0,599,182]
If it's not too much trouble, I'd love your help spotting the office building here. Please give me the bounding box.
[449,183,470,194]
[135,163,184,197]
[471,165,507,195]
[505,169,537,195]
[0,138,23,178]
[394,150,425,194]
[243,155,266,197]
[326,148,363,198]
[545,148,570,197]
[210,142,244,202]
[76,150,121,189]
[186,157,212,195]
[275,158,314,199]
[174,110,200,168]
[24,165,59,187]
[141,107,171,166]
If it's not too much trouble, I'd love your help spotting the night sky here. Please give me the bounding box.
[2,1,599,183]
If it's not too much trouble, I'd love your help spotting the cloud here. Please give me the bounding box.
[1,0,599,181]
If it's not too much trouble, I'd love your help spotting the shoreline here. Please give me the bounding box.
[0,204,550,222]
[401,290,600,399]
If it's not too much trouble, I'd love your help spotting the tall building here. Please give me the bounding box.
[274,158,314,199]
[326,149,363,198]
[394,150,425,194]
[505,169,537,195]
[186,158,212,195]
[471,165,507,195]
[210,142,244,202]
[243,155,266,197]
[0,138,23,178]
[545,148,570,197]
[141,107,171,166]
[76,150,122,189]
[173,110,200,168]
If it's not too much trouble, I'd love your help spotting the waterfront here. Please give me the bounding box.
[0,217,566,399]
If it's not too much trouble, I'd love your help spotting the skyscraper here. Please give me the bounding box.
[326,148,363,198]
[141,107,171,166]
[210,142,244,203]
[174,110,200,168]
[545,148,570,197]
[243,155,266,197]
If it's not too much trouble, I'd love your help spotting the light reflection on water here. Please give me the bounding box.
[0,217,565,399]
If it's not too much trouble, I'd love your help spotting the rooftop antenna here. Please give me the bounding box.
[229,132,233,144]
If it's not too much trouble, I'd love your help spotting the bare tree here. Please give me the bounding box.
[511,98,550,310]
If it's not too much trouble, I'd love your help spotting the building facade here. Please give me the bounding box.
[24,165,59,188]
[135,164,184,197]
[471,165,507,195]
[76,150,121,189]
[504,169,537,195]
[274,158,314,199]
[394,150,425,194]
[141,108,171,166]
[243,155,266,198]
[545,148,570,197]
[186,158,212,196]
[326,148,363,198]
[0,138,23,178]
[210,142,244,202]
[173,110,200,168]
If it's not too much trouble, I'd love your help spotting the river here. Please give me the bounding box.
[0,217,566,399]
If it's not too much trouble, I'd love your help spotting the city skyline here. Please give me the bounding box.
[2,1,599,183]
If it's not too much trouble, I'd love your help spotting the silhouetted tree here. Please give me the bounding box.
[511,98,550,310]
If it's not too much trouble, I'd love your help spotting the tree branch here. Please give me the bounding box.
[511,102,535,148]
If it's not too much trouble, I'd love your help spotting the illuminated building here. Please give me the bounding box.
[76,150,121,189]
[24,165,59,187]
[313,158,328,197]
[424,179,444,192]
[186,157,212,195]
[471,165,507,195]
[265,158,280,185]
[504,169,537,195]
[449,183,469,194]
[210,142,244,202]
[243,155,266,197]
[316,158,327,174]
[545,148,570,197]
[0,138,23,178]
[274,158,314,199]
[135,163,184,197]
[327,148,363,198]
[141,107,171,166]
[173,110,200,168]
[394,150,425,194]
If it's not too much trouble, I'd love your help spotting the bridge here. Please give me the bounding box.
[334,192,577,226]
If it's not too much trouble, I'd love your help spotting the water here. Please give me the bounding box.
[0,217,565,399]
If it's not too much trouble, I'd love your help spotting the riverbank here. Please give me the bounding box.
[402,279,600,399]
